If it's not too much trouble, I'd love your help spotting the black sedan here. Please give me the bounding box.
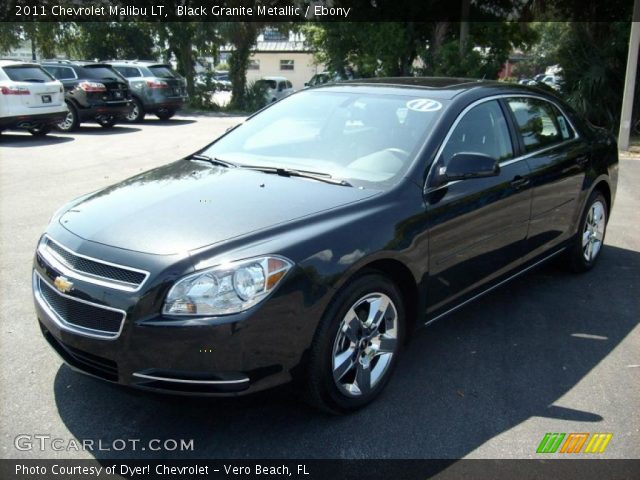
[32,78,618,413]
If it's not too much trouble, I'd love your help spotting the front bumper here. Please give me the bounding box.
[32,231,318,396]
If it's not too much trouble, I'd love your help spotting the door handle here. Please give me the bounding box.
[510,176,530,189]
[576,155,589,166]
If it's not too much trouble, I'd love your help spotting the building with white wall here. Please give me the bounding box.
[220,30,324,90]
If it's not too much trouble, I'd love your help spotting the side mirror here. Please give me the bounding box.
[441,152,500,181]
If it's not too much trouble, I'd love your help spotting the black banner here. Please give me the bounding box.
[0,0,636,22]
[1,459,640,480]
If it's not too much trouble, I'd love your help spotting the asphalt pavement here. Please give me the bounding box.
[0,116,638,460]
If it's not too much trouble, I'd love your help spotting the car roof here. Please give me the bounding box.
[40,60,104,67]
[0,59,41,68]
[105,60,171,68]
[313,76,558,100]
[261,76,289,81]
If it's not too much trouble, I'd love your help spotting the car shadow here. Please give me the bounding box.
[0,133,74,147]
[52,245,639,460]
[68,126,141,135]
[139,119,197,126]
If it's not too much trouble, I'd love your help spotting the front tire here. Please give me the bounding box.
[567,190,608,272]
[303,273,405,413]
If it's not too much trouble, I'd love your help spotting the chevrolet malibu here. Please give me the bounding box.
[32,78,618,413]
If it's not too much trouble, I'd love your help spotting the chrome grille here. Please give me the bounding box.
[38,235,148,291]
[34,271,125,339]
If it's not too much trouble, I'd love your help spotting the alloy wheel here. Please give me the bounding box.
[582,200,606,262]
[331,292,398,397]
[126,103,139,122]
[59,110,75,131]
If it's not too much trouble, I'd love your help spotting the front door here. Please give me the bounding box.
[425,99,533,315]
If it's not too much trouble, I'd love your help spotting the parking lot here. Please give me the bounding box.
[0,115,638,460]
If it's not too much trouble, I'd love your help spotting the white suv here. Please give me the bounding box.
[0,60,67,136]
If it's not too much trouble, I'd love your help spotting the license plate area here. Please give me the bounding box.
[42,95,52,104]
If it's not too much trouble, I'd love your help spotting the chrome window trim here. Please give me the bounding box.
[38,234,149,292]
[132,372,250,385]
[33,270,126,340]
[425,93,581,193]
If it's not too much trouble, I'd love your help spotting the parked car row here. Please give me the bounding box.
[0,59,188,137]
[518,73,563,91]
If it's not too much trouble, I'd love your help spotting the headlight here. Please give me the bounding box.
[163,256,293,316]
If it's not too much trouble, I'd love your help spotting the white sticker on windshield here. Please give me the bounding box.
[406,98,442,112]
[557,115,570,139]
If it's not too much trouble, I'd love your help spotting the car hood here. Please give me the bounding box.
[59,160,378,255]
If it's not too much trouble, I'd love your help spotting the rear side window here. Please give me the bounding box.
[507,98,574,153]
[286,81,293,89]
[3,66,53,82]
[114,66,141,78]
[148,66,176,78]
[43,65,76,80]
[441,100,514,165]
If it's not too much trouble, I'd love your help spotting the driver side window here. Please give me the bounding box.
[441,100,513,166]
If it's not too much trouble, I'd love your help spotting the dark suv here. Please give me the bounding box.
[41,60,131,132]
[106,61,188,122]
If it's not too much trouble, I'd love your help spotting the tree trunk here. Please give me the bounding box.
[229,23,258,110]
[459,0,471,55]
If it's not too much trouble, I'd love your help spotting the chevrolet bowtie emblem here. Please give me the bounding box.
[53,276,73,294]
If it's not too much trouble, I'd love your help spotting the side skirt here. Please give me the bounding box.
[424,247,566,327]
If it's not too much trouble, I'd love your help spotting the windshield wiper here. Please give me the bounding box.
[188,154,238,168]
[242,166,353,187]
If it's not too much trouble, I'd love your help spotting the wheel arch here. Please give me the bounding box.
[591,179,612,216]
[329,257,421,342]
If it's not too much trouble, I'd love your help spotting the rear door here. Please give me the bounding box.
[426,99,533,314]
[504,96,586,258]
[2,64,63,110]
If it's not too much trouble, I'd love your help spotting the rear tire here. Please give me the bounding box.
[126,98,145,123]
[303,273,405,414]
[28,125,52,137]
[566,190,608,272]
[156,109,175,120]
[57,103,79,132]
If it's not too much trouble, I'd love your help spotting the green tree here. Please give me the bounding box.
[154,23,221,97]
[0,22,72,60]
[223,22,261,110]
[557,22,634,130]
[72,22,156,61]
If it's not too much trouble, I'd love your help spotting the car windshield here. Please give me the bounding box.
[201,90,447,188]
[148,65,177,78]
[3,66,53,82]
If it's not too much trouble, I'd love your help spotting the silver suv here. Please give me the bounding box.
[106,60,188,122]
